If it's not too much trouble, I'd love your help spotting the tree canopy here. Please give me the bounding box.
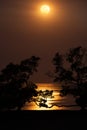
[52,46,87,109]
[0,56,40,110]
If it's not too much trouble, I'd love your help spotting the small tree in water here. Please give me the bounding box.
[0,56,40,110]
[52,46,87,110]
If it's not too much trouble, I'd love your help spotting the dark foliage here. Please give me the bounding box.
[52,46,87,109]
[0,56,40,110]
[32,90,54,108]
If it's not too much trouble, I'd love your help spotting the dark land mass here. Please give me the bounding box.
[0,110,87,129]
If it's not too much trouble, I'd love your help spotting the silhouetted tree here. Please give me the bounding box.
[52,46,87,110]
[0,56,40,110]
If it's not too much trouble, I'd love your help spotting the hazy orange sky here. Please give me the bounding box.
[0,0,87,82]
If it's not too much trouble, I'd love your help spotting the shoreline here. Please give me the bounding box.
[0,110,87,129]
[0,110,87,118]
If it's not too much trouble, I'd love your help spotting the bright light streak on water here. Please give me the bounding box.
[22,83,80,110]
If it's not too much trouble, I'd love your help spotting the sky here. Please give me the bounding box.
[0,0,87,82]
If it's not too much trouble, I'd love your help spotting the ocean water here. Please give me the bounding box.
[22,83,80,110]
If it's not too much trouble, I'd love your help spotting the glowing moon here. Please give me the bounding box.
[40,5,50,14]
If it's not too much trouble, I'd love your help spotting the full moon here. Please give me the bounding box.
[40,5,50,14]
